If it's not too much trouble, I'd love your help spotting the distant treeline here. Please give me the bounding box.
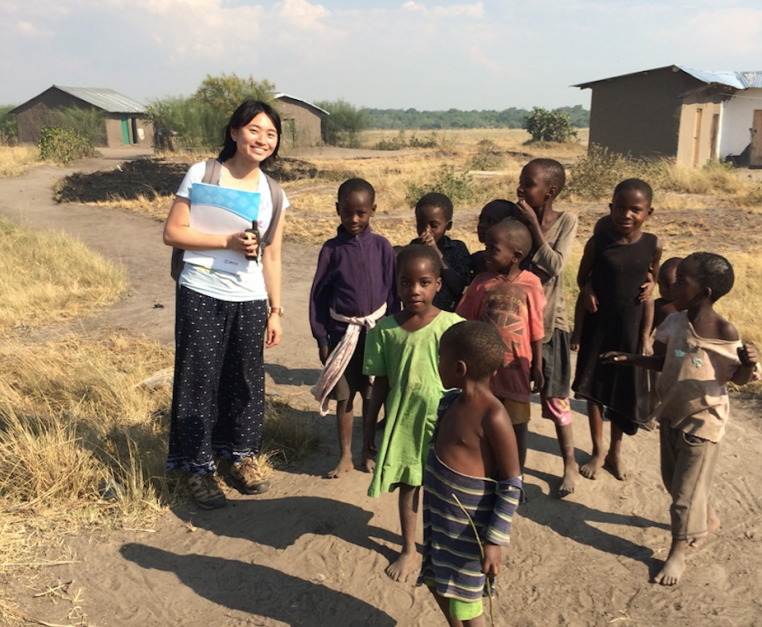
[366,105,589,130]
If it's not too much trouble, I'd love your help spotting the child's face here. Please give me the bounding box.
[416,204,451,244]
[397,257,441,314]
[517,163,552,210]
[336,190,376,236]
[609,189,652,237]
[671,259,705,311]
[658,266,678,301]
[484,227,521,274]
[477,202,511,243]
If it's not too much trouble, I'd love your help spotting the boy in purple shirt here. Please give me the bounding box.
[310,178,398,478]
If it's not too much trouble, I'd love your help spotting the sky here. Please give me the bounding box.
[2,0,762,111]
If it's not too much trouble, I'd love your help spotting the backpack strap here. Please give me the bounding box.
[261,172,285,248]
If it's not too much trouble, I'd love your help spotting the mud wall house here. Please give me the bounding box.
[574,66,762,168]
[272,92,328,149]
[10,85,153,148]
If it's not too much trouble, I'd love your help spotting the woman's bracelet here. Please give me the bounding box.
[269,306,285,317]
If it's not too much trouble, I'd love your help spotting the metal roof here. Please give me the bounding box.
[52,85,146,113]
[271,92,329,115]
[574,65,762,91]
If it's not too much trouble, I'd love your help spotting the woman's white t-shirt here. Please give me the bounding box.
[175,161,289,302]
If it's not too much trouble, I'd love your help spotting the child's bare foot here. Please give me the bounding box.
[558,464,581,497]
[361,446,376,473]
[385,550,417,582]
[604,450,627,480]
[326,455,353,478]
[653,539,687,586]
[690,506,721,548]
[580,454,605,479]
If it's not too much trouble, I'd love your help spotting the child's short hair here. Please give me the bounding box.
[684,252,734,302]
[338,178,375,203]
[397,244,443,278]
[528,158,566,196]
[489,219,533,260]
[482,199,517,215]
[613,178,653,205]
[441,321,505,380]
[659,257,682,280]
[415,192,454,222]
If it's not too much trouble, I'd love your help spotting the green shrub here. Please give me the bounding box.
[468,139,503,170]
[0,105,17,145]
[564,145,632,201]
[50,107,107,146]
[406,165,476,206]
[524,107,578,143]
[38,127,96,165]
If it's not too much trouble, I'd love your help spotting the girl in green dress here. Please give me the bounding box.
[362,244,464,583]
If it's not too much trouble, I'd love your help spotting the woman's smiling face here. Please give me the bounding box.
[230,112,279,164]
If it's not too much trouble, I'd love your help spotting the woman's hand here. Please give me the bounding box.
[226,231,259,258]
[265,312,282,348]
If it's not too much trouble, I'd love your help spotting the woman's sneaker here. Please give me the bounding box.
[230,457,271,495]
[187,473,226,510]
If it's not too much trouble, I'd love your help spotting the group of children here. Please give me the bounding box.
[308,158,758,625]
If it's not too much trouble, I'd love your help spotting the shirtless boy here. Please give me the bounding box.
[418,321,522,626]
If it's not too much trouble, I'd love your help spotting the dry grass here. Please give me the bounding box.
[0,145,41,177]
[0,221,319,591]
[0,218,126,329]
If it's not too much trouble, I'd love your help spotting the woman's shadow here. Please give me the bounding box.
[121,543,397,627]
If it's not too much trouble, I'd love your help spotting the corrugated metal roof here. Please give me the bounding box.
[53,85,146,113]
[271,92,329,115]
[574,65,762,91]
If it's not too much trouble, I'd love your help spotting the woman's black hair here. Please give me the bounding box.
[218,99,282,165]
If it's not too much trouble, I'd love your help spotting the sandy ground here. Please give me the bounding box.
[1,155,762,627]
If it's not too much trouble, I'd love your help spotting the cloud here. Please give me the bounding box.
[401,1,484,18]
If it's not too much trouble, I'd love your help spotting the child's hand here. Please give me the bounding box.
[641,336,653,357]
[583,282,598,313]
[318,345,330,365]
[640,273,655,302]
[513,200,539,228]
[530,365,545,393]
[739,343,758,368]
[481,543,501,578]
[570,329,581,352]
[418,228,440,252]
[600,351,629,364]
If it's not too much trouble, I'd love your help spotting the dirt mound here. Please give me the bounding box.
[54,157,323,204]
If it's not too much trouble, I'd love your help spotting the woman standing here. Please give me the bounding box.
[163,100,287,510]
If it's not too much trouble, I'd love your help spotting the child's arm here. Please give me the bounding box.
[481,409,522,578]
[530,338,544,393]
[309,245,334,352]
[576,238,599,313]
[601,340,666,371]
[362,375,389,463]
[640,239,663,302]
[514,204,577,279]
[731,344,759,385]
[571,290,586,350]
[640,297,655,356]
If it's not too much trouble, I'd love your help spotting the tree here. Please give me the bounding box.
[0,105,17,145]
[524,107,578,143]
[193,73,276,119]
[315,99,371,148]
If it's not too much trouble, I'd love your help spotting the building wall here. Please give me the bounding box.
[104,114,153,148]
[275,99,323,149]
[14,87,152,148]
[719,88,762,159]
[586,67,704,159]
[676,93,724,167]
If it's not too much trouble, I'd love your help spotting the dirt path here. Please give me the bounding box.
[1,159,762,627]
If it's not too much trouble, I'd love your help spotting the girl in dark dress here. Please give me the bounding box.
[572,179,662,481]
